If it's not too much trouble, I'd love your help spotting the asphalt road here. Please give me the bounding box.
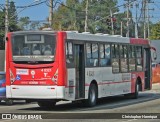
[0,83,160,122]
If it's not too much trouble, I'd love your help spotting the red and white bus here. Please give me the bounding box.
[5,31,154,107]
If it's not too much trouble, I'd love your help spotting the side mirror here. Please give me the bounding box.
[151,47,157,62]
[153,52,157,60]
[6,37,8,41]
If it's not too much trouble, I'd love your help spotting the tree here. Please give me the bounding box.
[52,0,81,31]
[0,1,20,49]
[8,1,20,31]
[39,23,50,30]
[86,0,119,34]
[52,4,68,30]
[18,17,30,30]
[150,22,160,40]
[30,21,40,30]
[52,0,119,34]
[0,9,5,49]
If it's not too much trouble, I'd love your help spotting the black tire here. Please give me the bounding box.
[132,81,139,99]
[37,101,56,108]
[124,80,139,99]
[25,100,31,104]
[85,84,98,107]
[5,99,13,105]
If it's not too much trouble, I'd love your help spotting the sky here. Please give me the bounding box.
[0,0,49,21]
[0,0,160,23]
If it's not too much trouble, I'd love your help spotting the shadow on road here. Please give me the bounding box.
[0,101,30,106]
[17,92,160,112]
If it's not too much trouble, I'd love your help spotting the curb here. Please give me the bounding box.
[152,83,160,86]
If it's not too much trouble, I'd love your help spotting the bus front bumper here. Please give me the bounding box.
[6,85,65,99]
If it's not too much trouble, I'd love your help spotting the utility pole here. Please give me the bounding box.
[84,0,88,32]
[147,0,154,38]
[121,21,123,36]
[147,0,150,38]
[49,0,53,27]
[124,0,130,37]
[143,0,147,39]
[4,0,9,72]
[5,0,9,37]
[135,1,138,38]
[110,9,114,35]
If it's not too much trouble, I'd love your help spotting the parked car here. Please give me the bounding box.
[0,72,6,98]
[0,72,13,105]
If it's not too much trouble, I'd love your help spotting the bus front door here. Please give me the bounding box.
[74,44,85,99]
[144,48,151,89]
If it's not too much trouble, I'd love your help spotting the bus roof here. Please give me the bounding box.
[66,32,129,44]
[9,31,150,45]
[66,32,150,45]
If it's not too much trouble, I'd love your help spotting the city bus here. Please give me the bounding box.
[5,31,154,108]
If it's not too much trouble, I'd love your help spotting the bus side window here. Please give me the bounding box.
[86,43,98,67]
[66,42,74,68]
[99,44,111,66]
[112,44,120,73]
[136,46,143,71]
[129,46,136,71]
[92,43,98,67]
[86,43,92,66]
[105,44,111,65]
[120,45,129,72]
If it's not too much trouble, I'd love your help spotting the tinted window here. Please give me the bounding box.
[86,43,98,67]
[66,42,74,68]
[100,44,111,66]
[12,34,56,62]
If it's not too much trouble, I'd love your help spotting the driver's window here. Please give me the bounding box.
[66,42,74,68]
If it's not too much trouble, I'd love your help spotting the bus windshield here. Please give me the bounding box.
[11,34,56,63]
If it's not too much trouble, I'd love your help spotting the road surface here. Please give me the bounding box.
[0,83,160,122]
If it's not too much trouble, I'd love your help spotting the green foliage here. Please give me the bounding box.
[150,22,160,40]
[52,0,81,31]
[0,1,20,49]
[0,10,5,50]
[8,1,20,31]
[87,0,118,34]
[18,17,30,30]
[52,0,122,34]
[18,17,41,30]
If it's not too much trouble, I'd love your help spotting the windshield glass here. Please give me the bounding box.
[12,34,56,63]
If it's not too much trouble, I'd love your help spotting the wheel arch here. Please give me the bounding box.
[137,76,142,91]
[90,79,98,96]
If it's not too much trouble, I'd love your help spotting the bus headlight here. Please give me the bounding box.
[10,70,15,83]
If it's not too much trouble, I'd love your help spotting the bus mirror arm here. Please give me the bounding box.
[6,37,8,41]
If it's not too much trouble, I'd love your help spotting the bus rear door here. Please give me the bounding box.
[74,44,85,99]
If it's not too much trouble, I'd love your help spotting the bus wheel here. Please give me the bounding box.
[5,99,13,105]
[132,81,139,99]
[37,101,56,108]
[85,84,97,107]
[125,81,139,99]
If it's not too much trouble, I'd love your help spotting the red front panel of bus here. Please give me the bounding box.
[9,63,58,85]
[6,31,67,86]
